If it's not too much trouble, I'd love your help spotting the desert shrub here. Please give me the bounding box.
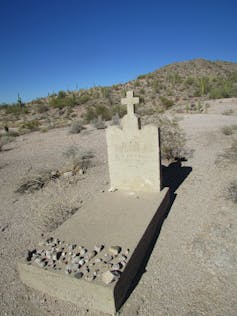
[49,97,75,109]
[208,75,237,99]
[209,85,232,99]
[93,116,106,129]
[84,107,96,122]
[69,121,85,134]
[139,88,145,94]
[155,116,186,161]
[110,114,120,126]
[84,105,112,123]
[167,72,182,85]
[37,104,49,113]
[58,90,67,99]
[134,80,141,87]
[20,120,40,131]
[152,80,164,93]
[137,107,155,116]
[137,74,147,80]
[112,104,127,118]
[160,96,174,109]
[16,170,60,194]
[0,135,14,151]
[49,92,79,109]
[63,146,95,171]
[192,76,211,97]
[3,129,20,137]
[222,109,234,116]
[5,104,29,115]
[40,127,49,133]
[225,180,237,204]
[184,77,195,86]
[78,94,90,104]
[95,105,112,121]
[221,126,233,135]
[218,139,237,163]
[101,87,111,98]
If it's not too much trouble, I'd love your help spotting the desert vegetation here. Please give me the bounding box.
[1,59,237,135]
[0,135,14,151]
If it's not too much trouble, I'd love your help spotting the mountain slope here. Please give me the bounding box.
[1,58,237,130]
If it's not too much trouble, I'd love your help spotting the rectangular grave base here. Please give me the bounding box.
[18,188,170,315]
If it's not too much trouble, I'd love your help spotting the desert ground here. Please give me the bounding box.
[0,98,237,315]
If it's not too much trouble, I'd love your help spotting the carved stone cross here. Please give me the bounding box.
[121,90,139,116]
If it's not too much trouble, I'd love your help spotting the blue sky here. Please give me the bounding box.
[0,0,237,103]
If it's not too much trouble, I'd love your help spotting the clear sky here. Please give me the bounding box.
[0,0,237,103]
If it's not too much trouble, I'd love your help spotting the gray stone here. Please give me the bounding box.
[94,245,104,253]
[111,263,121,270]
[85,250,97,260]
[25,249,36,262]
[109,246,121,256]
[74,272,83,279]
[79,169,84,175]
[68,244,76,251]
[63,171,73,178]
[80,248,87,255]
[85,274,95,282]
[78,259,85,267]
[101,271,116,285]
[103,254,113,263]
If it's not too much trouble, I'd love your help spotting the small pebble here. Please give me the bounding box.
[85,274,95,282]
[80,248,87,255]
[108,187,117,192]
[75,272,83,279]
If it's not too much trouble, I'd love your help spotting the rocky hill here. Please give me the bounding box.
[1,58,237,132]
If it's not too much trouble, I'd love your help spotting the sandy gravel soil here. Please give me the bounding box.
[0,99,237,315]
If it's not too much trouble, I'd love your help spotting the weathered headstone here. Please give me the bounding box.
[106,90,161,192]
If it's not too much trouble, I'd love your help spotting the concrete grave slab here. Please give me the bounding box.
[18,91,168,314]
[18,188,170,314]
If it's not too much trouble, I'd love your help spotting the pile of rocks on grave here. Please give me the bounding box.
[25,237,130,285]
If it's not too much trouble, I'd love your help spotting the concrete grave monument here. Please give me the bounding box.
[18,91,170,315]
[107,90,162,192]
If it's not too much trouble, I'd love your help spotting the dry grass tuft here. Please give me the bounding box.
[69,121,85,134]
[221,124,237,135]
[218,139,237,163]
[225,180,237,203]
[63,146,95,172]
[0,135,15,151]
[222,109,234,116]
[16,170,60,194]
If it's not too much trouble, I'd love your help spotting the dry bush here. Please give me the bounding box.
[93,116,106,129]
[63,146,95,172]
[156,116,186,161]
[69,121,85,134]
[20,120,40,131]
[222,126,233,135]
[221,125,237,135]
[16,170,60,194]
[218,139,237,163]
[110,114,120,126]
[0,135,14,151]
[225,180,237,204]
[222,109,234,115]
